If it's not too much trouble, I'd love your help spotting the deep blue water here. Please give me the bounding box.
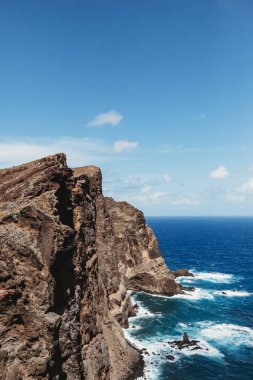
[125,217,253,380]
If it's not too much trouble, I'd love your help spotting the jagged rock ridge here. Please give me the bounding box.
[0,154,181,380]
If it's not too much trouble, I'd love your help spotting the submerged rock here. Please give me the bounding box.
[166,355,175,361]
[181,285,195,292]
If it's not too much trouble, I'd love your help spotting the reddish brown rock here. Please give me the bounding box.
[0,154,181,380]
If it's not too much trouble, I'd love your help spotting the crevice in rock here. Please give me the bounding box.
[11,314,24,325]
[75,329,86,380]
[49,175,86,379]
[47,321,67,380]
[49,244,75,315]
[55,176,74,228]
[49,173,76,314]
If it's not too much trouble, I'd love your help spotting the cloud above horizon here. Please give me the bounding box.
[0,137,111,168]
[236,178,253,193]
[0,137,139,169]
[172,195,201,205]
[209,166,229,179]
[225,194,245,203]
[113,140,138,153]
[87,110,123,127]
[129,186,167,203]
[0,137,252,215]
[156,144,200,154]
[164,173,172,183]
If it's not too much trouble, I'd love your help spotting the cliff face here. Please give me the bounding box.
[0,154,181,380]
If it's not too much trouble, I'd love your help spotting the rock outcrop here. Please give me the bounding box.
[168,333,202,351]
[0,154,181,380]
[172,268,194,278]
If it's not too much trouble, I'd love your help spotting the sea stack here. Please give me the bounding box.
[183,332,190,344]
[0,154,182,380]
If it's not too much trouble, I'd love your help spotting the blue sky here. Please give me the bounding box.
[1,0,253,215]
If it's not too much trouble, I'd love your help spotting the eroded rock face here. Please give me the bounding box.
[0,154,181,380]
[98,198,181,297]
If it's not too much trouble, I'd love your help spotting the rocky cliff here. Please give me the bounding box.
[0,154,181,380]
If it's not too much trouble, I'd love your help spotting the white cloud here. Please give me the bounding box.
[156,144,199,154]
[113,140,138,153]
[156,144,173,153]
[104,175,159,198]
[184,148,200,153]
[114,183,167,204]
[149,191,166,201]
[236,178,253,193]
[140,186,165,200]
[141,186,152,194]
[137,191,167,203]
[225,194,245,203]
[0,137,111,168]
[122,177,144,188]
[209,166,229,179]
[164,173,172,183]
[87,110,123,127]
[173,195,201,205]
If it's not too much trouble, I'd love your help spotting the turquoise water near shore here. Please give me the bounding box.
[124,217,253,379]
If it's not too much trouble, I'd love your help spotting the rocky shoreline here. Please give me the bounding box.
[125,271,196,378]
[125,341,145,380]
[0,154,189,379]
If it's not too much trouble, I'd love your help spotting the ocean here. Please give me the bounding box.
[124,217,253,380]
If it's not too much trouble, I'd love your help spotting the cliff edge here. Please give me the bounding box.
[0,154,181,380]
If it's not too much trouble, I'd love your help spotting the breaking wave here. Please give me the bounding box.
[189,271,235,283]
[200,323,253,347]
[214,290,252,297]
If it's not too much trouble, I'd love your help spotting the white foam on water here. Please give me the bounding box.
[214,290,251,297]
[133,303,155,318]
[200,323,253,347]
[180,321,253,346]
[125,303,222,380]
[135,287,215,303]
[128,291,161,319]
[191,271,234,283]
[125,288,252,378]
[180,339,222,358]
[125,292,187,379]
[129,288,214,302]
[172,287,214,301]
[124,329,172,380]
[173,322,223,358]
[194,320,217,328]
[176,320,210,331]
[176,277,195,284]
[125,329,222,380]
[177,322,188,328]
